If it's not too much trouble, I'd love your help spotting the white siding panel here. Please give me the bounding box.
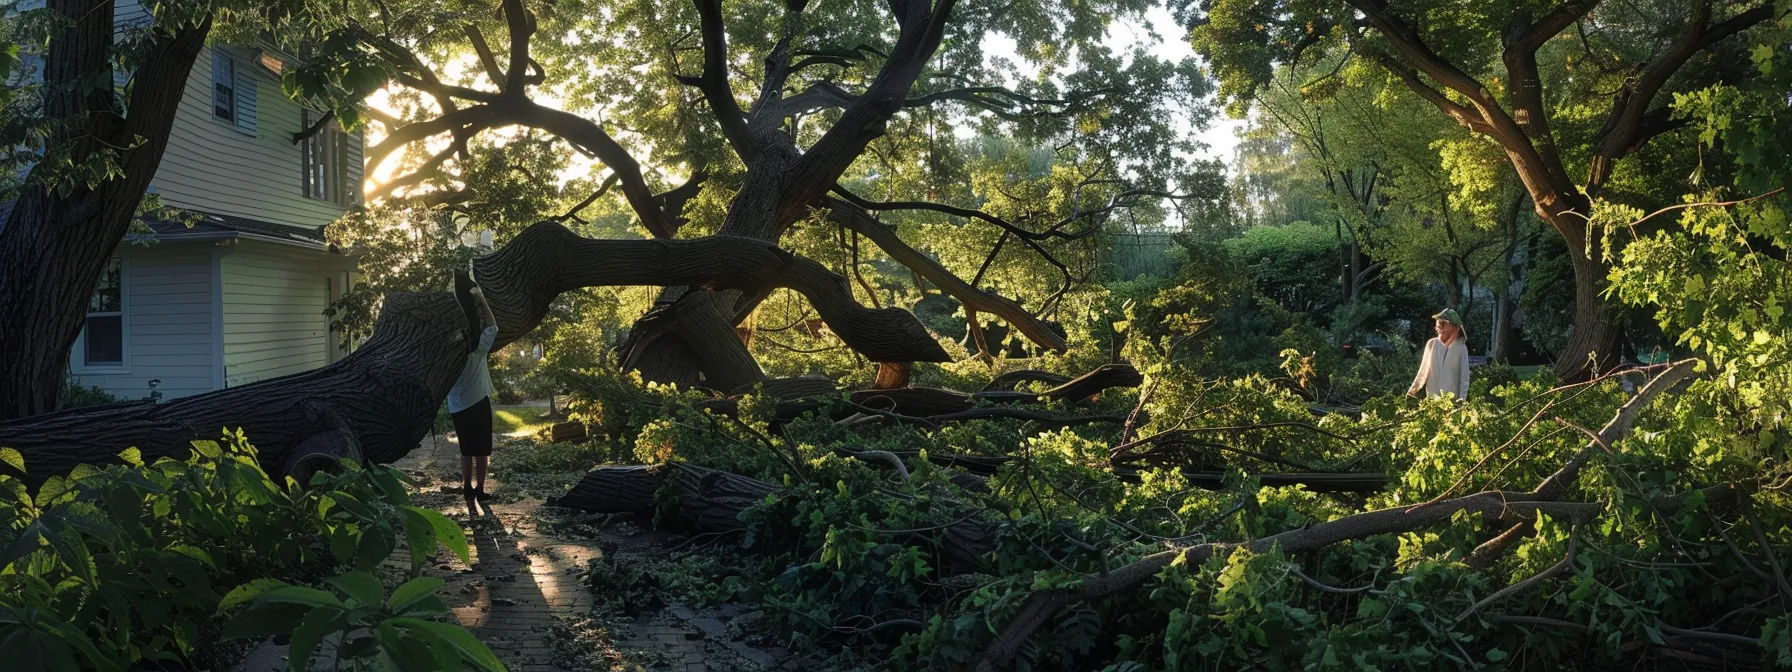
[67,243,218,402]
[221,241,335,386]
[153,46,364,230]
[116,0,150,28]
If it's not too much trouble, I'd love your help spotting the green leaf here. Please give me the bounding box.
[387,577,446,614]
[256,585,347,609]
[117,447,142,467]
[370,468,410,506]
[0,448,23,474]
[356,525,395,571]
[219,579,286,614]
[219,602,312,640]
[0,522,45,571]
[388,618,506,672]
[378,621,452,672]
[325,571,384,607]
[189,440,221,459]
[400,505,469,564]
[0,628,45,672]
[287,606,347,672]
[167,544,216,570]
[401,507,437,568]
[329,493,377,521]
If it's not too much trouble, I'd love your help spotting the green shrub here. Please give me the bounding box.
[0,433,490,671]
[56,377,118,410]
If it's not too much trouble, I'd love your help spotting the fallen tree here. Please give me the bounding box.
[0,222,946,484]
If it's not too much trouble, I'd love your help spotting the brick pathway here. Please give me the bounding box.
[234,429,789,672]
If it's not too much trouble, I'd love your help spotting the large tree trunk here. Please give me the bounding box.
[0,224,947,484]
[1551,224,1623,379]
[0,3,212,421]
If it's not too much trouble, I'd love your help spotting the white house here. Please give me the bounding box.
[16,2,366,402]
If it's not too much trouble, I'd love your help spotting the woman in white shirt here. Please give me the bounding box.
[1408,308,1470,400]
[451,267,501,500]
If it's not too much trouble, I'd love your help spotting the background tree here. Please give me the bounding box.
[1192,0,1784,379]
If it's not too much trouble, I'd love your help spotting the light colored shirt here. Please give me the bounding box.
[1409,336,1470,400]
[448,326,500,413]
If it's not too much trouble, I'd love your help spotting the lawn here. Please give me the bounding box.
[493,404,556,436]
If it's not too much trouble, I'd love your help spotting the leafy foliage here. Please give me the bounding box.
[0,433,484,671]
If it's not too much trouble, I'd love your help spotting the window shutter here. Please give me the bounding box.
[235,76,258,135]
[300,110,313,198]
[334,130,349,206]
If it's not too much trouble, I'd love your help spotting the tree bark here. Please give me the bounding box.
[1553,242,1622,377]
[0,3,213,421]
[0,223,945,484]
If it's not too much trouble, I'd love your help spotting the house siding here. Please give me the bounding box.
[152,45,364,231]
[68,243,217,401]
[221,241,339,386]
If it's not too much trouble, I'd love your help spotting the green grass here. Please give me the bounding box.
[1511,365,1544,380]
[493,405,555,436]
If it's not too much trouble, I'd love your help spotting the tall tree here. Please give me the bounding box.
[289,0,1217,391]
[1192,0,1783,379]
[0,2,205,420]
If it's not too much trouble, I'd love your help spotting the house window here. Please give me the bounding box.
[302,109,353,206]
[83,258,125,367]
[213,52,236,123]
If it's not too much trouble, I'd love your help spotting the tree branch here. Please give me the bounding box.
[694,0,756,157]
[826,198,1067,352]
[976,359,1697,670]
[291,110,336,144]
[501,0,534,94]
[1588,1,1775,190]
[472,221,951,362]
[778,0,961,223]
[464,24,505,87]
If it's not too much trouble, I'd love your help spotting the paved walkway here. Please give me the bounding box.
[235,432,788,672]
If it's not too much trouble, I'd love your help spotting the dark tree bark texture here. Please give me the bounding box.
[0,2,214,421]
[0,223,945,484]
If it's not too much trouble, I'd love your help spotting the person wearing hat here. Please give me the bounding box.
[1408,308,1470,400]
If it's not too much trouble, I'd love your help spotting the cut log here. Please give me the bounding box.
[873,362,913,389]
[545,465,663,515]
[544,421,589,443]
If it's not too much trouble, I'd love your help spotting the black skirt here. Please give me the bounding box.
[451,397,494,457]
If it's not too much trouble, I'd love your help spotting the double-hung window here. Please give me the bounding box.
[302,109,354,206]
[213,54,236,122]
[80,258,125,368]
[212,50,258,134]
